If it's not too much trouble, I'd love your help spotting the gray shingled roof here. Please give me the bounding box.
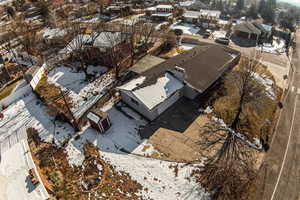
[136,44,240,93]
[234,22,261,35]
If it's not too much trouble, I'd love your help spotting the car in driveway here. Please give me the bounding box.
[202,32,210,38]
[215,37,230,45]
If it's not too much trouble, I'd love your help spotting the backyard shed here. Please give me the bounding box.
[87,110,111,133]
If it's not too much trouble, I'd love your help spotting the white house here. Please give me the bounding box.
[183,10,201,23]
[118,72,184,120]
[118,45,240,121]
[150,5,174,21]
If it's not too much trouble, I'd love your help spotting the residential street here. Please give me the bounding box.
[254,30,300,200]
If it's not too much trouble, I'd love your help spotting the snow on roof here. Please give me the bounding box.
[94,32,124,48]
[179,0,195,7]
[119,73,184,110]
[151,12,173,17]
[42,28,67,39]
[60,32,125,54]
[146,6,156,11]
[118,76,146,91]
[87,112,101,123]
[183,10,201,18]
[199,9,221,17]
[156,4,173,9]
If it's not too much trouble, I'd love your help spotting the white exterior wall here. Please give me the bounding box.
[120,89,183,121]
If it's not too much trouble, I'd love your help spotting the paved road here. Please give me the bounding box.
[254,30,300,200]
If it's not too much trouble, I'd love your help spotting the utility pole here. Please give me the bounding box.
[59,88,80,132]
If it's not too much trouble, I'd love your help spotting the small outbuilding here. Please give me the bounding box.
[87,110,111,133]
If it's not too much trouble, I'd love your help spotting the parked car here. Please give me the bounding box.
[215,37,230,45]
[202,32,210,38]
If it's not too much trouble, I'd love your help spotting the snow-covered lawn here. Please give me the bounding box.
[66,100,148,166]
[47,65,113,119]
[0,90,208,199]
[0,94,73,145]
[212,30,226,39]
[65,101,209,199]
[111,14,144,25]
[253,72,276,100]
[102,152,209,200]
[0,141,49,200]
[170,22,201,35]
[179,43,198,50]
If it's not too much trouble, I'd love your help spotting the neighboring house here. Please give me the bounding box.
[60,32,131,67]
[180,0,208,10]
[183,10,201,24]
[150,5,174,21]
[118,45,240,120]
[106,4,132,16]
[233,21,261,40]
[199,9,221,28]
[182,10,221,27]
[252,21,272,39]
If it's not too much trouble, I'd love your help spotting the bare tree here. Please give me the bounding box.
[103,28,130,79]
[135,22,157,52]
[61,21,104,79]
[10,18,42,65]
[197,52,267,200]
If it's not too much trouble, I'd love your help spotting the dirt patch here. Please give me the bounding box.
[147,115,211,162]
[27,128,143,200]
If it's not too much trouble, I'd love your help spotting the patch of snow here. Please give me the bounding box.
[179,43,197,50]
[64,142,85,167]
[204,106,213,114]
[252,72,276,100]
[118,76,146,91]
[65,103,147,166]
[102,152,210,200]
[0,94,74,145]
[111,14,144,25]
[96,163,103,176]
[218,19,229,25]
[211,116,262,149]
[0,141,49,200]
[42,28,66,40]
[47,65,114,119]
[132,141,161,156]
[212,31,226,39]
[257,38,285,54]
[170,22,200,35]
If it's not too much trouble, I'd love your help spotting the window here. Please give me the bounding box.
[131,98,139,106]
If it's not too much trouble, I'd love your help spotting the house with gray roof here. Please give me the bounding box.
[233,21,262,40]
[117,45,240,120]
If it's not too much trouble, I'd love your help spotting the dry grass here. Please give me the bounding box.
[27,128,143,200]
[158,47,185,58]
[35,74,73,118]
[209,59,280,140]
[5,62,27,79]
[0,81,18,100]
